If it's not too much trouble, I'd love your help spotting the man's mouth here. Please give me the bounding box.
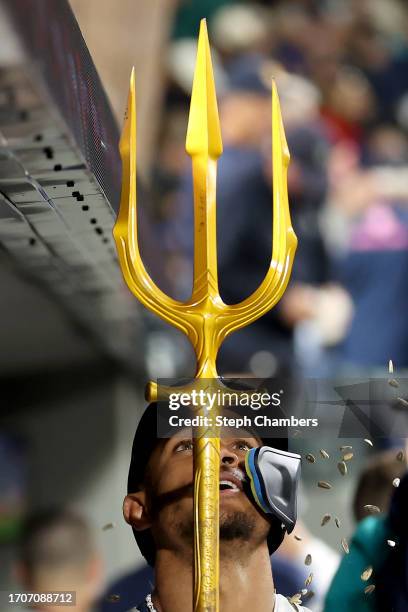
[219,469,245,495]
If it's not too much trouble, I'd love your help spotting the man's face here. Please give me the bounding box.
[143,428,271,557]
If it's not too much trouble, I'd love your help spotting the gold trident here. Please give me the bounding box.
[114,19,297,612]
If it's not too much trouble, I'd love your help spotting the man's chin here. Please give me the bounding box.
[219,509,256,541]
[175,503,257,542]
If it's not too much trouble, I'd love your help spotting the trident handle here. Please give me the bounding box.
[113,19,297,612]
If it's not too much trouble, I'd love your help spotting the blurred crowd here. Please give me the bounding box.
[150,0,408,379]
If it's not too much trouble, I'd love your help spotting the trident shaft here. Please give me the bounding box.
[113,18,297,612]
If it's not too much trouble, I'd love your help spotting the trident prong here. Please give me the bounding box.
[113,68,193,337]
[186,19,222,302]
[220,80,298,334]
[113,18,297,612]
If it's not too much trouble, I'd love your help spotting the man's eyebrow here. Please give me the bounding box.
[164,429,193,448]
[234,436,261,446]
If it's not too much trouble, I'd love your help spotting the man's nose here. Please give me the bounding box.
[220,445,239,466]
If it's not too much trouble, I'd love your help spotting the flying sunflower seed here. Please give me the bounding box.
[106,594,120,603]
[341,538,349,554]
[397,397,408,409]
[294,534,302,541]
[361,566,373,581]
[343,452,354,461]
[321,514,331,526]
[388,378,399,388]
[320,449,330,459]
[340,445,352,451]
[397,450,405,462]
[387,540,396,547]
[102,522,116,531]
[305,573,313,587]
[306,453,316,463]
[338,461,347,476]
[335,517,341,529]
[318,481,332,490]
[393,478,400,488]
[364,439,373,447]
[364,504,381,514]
[364,585,375,595]
[304,554,312,566]
[288,593,302,605]
[389,359,394,374]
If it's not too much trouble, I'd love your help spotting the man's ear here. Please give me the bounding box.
[123,492,151,531]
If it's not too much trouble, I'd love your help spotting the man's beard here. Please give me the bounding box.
[177,509,256,542]
[219,510,255,541]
